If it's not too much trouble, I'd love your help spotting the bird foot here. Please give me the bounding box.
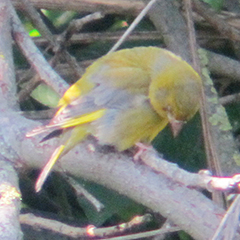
[133,142,153,161]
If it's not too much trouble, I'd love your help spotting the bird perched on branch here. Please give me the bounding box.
[27,46,202,192]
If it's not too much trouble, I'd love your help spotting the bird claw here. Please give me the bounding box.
[133,143,153,161]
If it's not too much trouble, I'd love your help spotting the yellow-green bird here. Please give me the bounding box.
[27,46,202,192]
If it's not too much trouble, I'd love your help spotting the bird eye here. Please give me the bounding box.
[162,106,171,112]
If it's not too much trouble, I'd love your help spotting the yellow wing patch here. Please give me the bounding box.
[62,109,106,128]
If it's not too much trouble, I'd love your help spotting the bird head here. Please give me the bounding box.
[149,58,202,137]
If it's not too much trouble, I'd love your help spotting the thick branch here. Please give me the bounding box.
[0,1,22,239]
[0,158,22,240]
[12,0,145,14]
[149,0,192,63]
[0,0,17,110]
[207,50,240,82]
[19,115,224,240]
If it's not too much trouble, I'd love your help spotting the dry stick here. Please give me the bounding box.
[211,195,240,240]
[17,0,71,74]
[24,33,240,86]
[20,213,152,239]
[0,1,18,109]
[207,50,240,83]
[63,175,104,212]
[185,3,240,238]
[192,1,240,177]
[59,12,104,43]
[17,57,60,102]
[53,12,105,78]
[220,93,240,105]
[10,5,68,96]
[99,227,180,240]
[0,1,22,240]
[17,9,104,99]
[13,0,145,15]
[184,0,222,177]
[17,30,161,87]
[184,0,226,211]
[140,149,240,192]
[54,12,105,79]
[184,0,198,68]
[32,31,162,47]
[17,0,61,101]
[18,0,55,45]
[108,0,157,54]
[18,76,42,102]
[192,0,240,42]
[20,1,104,79]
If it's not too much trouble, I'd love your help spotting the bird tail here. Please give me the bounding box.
[35,144,65,192]
[28,109,106,192]
[35,124,90,192]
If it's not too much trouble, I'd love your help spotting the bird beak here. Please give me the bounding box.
[169,119,185,137]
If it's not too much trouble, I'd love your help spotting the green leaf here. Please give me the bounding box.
[31,83,60,108]
[29,29,41,37]
[202,0,224,11]
[75,179,145,226]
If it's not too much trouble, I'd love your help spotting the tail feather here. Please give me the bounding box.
[26,125,51,137]
[35,145,65,192]
[35,125,90,192]
[40,129,64,143]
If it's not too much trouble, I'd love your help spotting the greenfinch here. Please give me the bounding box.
[27,46,202,192]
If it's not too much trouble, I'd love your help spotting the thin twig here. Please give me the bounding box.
[18,0,55,45]
[32,31,162,47]
[10,3,69,96]
[108,0,157,53]
[220,93,240,105]
[63,175,104,212]
[20,213,152,238]
[59,12,104,44]
[185,0,227,208]
[54,12,105,79]
[99,226,180,240]
[193,0,240,42]
[211,195,240,240]
[185,0,223,177]
[140,149,240,193]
